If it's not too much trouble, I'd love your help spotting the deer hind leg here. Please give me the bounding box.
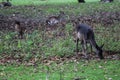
[89,43,92,53]
[18,31,24,39]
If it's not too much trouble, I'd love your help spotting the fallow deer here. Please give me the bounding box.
[0,0,12,7]
[78,0,85,3]
[14,20,26,39]
[74,21,104,59]
[46,11,66,27]
[101,0,113,3]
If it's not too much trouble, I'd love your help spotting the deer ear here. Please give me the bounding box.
[100,44,104,48]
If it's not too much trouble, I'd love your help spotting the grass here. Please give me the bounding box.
[0,0,120,80]
[0,60,120,80]
[0,25,76,59]
[1,0,120,18]
[0,0,100,6]
[0,20,120,59]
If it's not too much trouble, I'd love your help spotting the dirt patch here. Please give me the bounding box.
[0,11,120,31]
[0,14,41,32]
[0,51,120,65]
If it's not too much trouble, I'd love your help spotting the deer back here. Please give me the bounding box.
[76,24,93,41]
[47,16,59,25]
[15,23,21,32]
[46,11,65,25]
[14,21,26,32]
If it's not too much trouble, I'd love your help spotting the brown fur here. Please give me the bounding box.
[46,11,66,27]
[14,21,26,39]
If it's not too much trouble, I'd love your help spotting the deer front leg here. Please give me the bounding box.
[89,43,92,53]
[81,40,88,59]
[76,38,79,53]
[18,31,24,39]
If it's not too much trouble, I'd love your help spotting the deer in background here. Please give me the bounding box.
[0,0,12,7]
[14,20,26,39]
[100,0,113,3]
[74,21,104,59]
[46,11,66,27]
[78,0,85,3]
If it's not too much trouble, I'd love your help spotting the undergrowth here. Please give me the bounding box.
[0,0,120,80]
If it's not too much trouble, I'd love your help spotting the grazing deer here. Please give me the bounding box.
[14,20,26,39]
[101,0,113,3]
[0,0,12,7]
[74,22,104,59]
[46,11,66,27]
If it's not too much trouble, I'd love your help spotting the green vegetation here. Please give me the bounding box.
[0,0,100,5]
[0,60,120,80]
[0,0,120,80]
